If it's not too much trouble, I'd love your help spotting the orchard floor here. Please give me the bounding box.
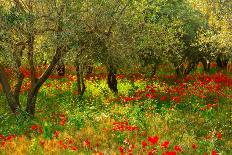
[0,66,232,155]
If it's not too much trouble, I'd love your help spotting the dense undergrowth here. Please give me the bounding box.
[0,65,231,155]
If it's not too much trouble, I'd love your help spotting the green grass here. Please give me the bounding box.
[0,68,231,154]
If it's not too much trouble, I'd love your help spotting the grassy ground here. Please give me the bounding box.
[0,65,231,155]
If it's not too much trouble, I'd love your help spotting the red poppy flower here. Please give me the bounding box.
[63,144,68,149]
[39,127,43,134]
[146,93,156,99]
[127,149,133,155]
[119,146,124,154]
[150,88,155,93]
[39,141,45,147]
[148,136,159,145]
[161,140,170,148]
[211,150,219,155]
[192,143,197,150]
[53,131,59,138]
[58,140,63,145]
[216,132,222,140]
[174,145,182,152]
[162,151,177,155]
[148,148,157,155]
[98,152,103,155]
[0,134,4,139]
[84,139,90,146]
[67,139,74,144]
[1,141,6,147]
[31,125,39,130]
[172,96,180,103]
[142,140,147,148]
[60,120,65,126]
[70,146,78,151]
[5,135,12,141]
[160,96,167,101]
[117,74,125,79]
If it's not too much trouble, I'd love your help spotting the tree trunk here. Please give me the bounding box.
[85,64,93,75]
[199,58,210,72]
[0,66,21,114]
[25,87,39,116]
[56,59,65,76]
[175,64,185,78]
[76,64,86,96]
[25,43,66,116]
[151,64,157,77]
[13,72,24,107]
[184,61,196,75]
[216,55,228,69]
[107,65,118,94]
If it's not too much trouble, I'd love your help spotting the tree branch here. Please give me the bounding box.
[106,0,132,36]
[27,33,37,86]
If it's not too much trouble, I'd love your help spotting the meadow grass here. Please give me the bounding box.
[0,67,231,155]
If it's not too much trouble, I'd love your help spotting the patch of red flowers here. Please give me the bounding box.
[53,130,59,138]
[119,146,124,155]
[59,114,67,126]
[148,148,157,155]
[162,151,177,155]
[122,96,141,103]
[161,140,170,149]
[58,140,78,151]
[160,96,167,101]
[174,145,183,152]
[211,150,219,155]
[148,136,159,145]
[113,121,140,132]
[1,141,6,147]
[31,124,43,134]
[146,93,156,99]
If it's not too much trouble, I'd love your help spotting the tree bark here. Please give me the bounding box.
[76,64,86,96]
[0,65,21,114]
[151,64,157,77]
[25,87,39,116]
[216,54,228,69]
[25,39,66,116]
[107,65,118,94]
[199,58,210,72]
[13,45,25,107]
[27,33,37,86]
[175,64,185,78]
[56,59,65,76]
[184,61,196,75]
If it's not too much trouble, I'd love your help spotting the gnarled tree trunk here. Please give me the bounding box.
[107,65,118,94]
[25,49,64,116]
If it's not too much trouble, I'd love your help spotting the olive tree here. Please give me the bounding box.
[64,0,142,95]
[190,0,232,70]
[0,0,71,116]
